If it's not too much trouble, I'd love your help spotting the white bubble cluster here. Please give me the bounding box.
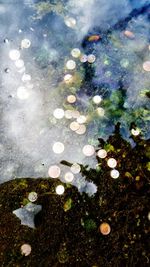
[97,149,107,159]
[21,39,31,49]
[70,163,81,174]
[65,17,76,28]
[56,185,65,195]
[17,86,29,100]
[52,142,65,154]
[21,244,31,256]
[93,95,102,104]
[9,50,20,61]
[82,145,95,157]
[131,128,140,136]
[71,48,81,58]
[66,60,76,70]
[53,108,65,119]
[107,158,117,168]
[64,172,74,182]
[48,165,61,178]
[28,192,38,202]
[110,169,119,179]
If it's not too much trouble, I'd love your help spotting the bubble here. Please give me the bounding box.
[53,108,65,119]
[80,54,88,63]
[64,172,74,182]
[26,83,33,89]
[87,54,96,63]
[120,58,129,68]
[131,128,140,136]
[66,60,76,70]
[21,39,31,49]
[110,169,119,179]
[17,67,26,73]
[96,107,105,117]
[70,110,80,119]
[99,223,111,235]
[76,124,86,135]
[56,185,65,195]
[70,121,80,131]
[21,244,31,256]
[65,110,73,119]
[17,86,29,100]
[107,158,117,168]
[22,73,31,82]
[64,17,76,28]
[48,165,61,178]
[105,71,112,78]
[77,115,87,124]
[93,95,102,104]
[67,95,76,103]
[64,74,73,83]
[82,145,95,157]
[28,192,38,202]
[15,59,24,68]
[143,61,150,72]
[71,48,81,58]
[53,142,64,154]
[9,49,20,61]
[97,149,107,159]
[70,163,81,174]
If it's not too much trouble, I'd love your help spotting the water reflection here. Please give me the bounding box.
[0,0,149,183]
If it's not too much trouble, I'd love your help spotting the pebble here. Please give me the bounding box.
[99,223,111,235]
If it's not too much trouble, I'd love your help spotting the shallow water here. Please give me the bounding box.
[0,0,150,187]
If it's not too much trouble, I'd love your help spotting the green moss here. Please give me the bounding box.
[110,34,123,48]
[32,1,66,20]
[104,143,115,152]
[22,198,29,206]
[63,198,73,212]
[18,179,28,187]
[88,138,99,146]
[83,218,97,232]
[146,162,150,171]
[139,89,150,97]
[57,245,69,263]
[40,183,49,190]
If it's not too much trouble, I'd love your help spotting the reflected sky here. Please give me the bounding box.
[0,0,150,185]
